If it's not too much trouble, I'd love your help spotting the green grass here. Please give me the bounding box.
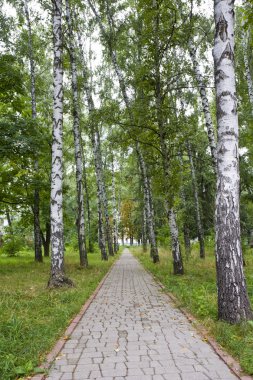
[132,244,253,375]
[0,247,119,380]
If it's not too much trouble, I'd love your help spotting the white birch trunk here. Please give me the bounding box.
[142,206,148,252]
[83,159,93,253]
[167,205,184,275]
[97,185,107,260]
[91,131,108,260]
[65,0,88,268]
[213,0,252,322]
[242,33,253,114]
[189,40,217,170]
[242,0,253,113]
[186,141,205,259]
[137,146,159,263]
[179,153,191,258]
[96,131,114,256]
[111,157,119,253]
[48,0,73,287]
[23,0,42,263]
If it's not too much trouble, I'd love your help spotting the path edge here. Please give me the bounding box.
[140,262,253,380]
[28,256,120,380]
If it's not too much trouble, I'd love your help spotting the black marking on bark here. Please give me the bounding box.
[215,69,229,83]
[220,42,234,63]
[216,13,228,42]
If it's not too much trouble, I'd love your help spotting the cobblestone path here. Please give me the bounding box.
[46,249,238,380]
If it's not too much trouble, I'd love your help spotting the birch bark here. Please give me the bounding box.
[186,141,205,259]
[189,40,217,170]
[96,131,114,256]
[48,0,73,287]
[213,0,252,322]
[179,153,191,258]
[137,145,159,263]
[97,186,108,260]
[112,157,119,253]
[65,0,88,267]
[83,159,93,253]
[142,206,148,252]
[23,0,42,263]
[242,33,253,114]
[166,205,184,275]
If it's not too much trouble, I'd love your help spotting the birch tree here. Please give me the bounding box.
[241,2,253,114]
[87,0,159,262]
[242,36,253,114]
[23,0,42,262]
[189,40,217,170]
[48,0,73,287]
[111,156,119,252]
[179,153,191,258]
[77,29,113,258]
[152,0,183,273]
[65,0,88,268]
[186,141,205,259]
[213,0,252,322]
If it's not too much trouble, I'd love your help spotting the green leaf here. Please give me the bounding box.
[33,367,46,374]
[15,367,26,375]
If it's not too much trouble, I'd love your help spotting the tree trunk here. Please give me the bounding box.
[48,0,73,288]
[65,0,88,268]
[23,0,42,263]
[83,161,93,253]
[142,206,148,253]
[112,157,119,253]
[167,206,184,275]
[186,141,205,259]
[77,30,113,258]
[178,153,191,258]
[6,211,13,234]
[137,145,159,263]
[96,131,114,256]
[213,0,252,322]
[121,229,124,246]
[188,39,217,170]
[242,32,253,114]
[41,222,51,257]
[183,224,191,259]
[97,190,108,260]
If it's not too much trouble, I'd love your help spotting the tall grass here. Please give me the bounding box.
[0,248,118,380]
[132,244,253,375]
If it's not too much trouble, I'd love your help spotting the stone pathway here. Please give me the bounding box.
[46,250,238,380]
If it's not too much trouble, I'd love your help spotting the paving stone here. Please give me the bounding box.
[44,250,238,380]
[61,374,73,380]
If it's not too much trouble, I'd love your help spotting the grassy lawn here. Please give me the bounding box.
[132,244,253,375]
[0,247,119,380]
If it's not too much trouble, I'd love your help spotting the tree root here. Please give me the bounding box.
[47,273,75,289]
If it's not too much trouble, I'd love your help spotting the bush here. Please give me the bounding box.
[0,236,24,256]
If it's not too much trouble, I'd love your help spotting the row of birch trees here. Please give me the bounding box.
[1,0,253,323]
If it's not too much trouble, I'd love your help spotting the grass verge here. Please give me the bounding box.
[0,247,119,380]
[132,244,253,375]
